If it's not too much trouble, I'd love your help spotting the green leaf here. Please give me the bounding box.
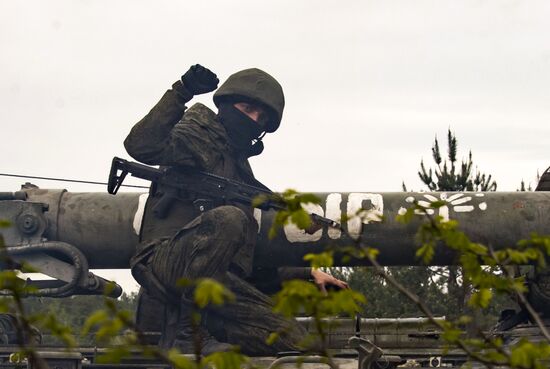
[194,278,235,308]
[202,351,248,369]
[396,207,415,224]
[269,210,290,239]
[290,209,312,230]
[81,310,109,335]
[365,247,379,260]
[441,327,462,343]
[468,288,492,309]
[429,200,447,209]
[509,339,550,368]
[455,315,472,325]
[416,243,435,264]
[304,251,334,268]
[96,347,131,364]
[273,280,320,317]
[266,332,279,345]
[251,193,270,208]
[167,348,195,369]
[95,316,124,340]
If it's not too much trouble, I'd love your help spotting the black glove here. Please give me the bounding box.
[181,64,219,95]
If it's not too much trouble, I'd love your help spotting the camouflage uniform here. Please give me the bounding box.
[124,70,307,355]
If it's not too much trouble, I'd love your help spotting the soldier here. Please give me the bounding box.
[124,65,347,355]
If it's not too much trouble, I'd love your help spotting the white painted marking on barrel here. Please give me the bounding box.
[451,196,472,205]
[416,200,436,215]
[454,205,475,212]
[424,194,438,202]
[284,202,324,243]
[439,206,449,222]
[347,193,384,240]
[326,193,342,239]
[447,194,463,202]
[133,193,149,236]
[403,193,486,221]
[475,193,485,197]
[253,208,262,233]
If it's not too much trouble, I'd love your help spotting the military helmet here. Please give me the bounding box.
[213,68,284,133]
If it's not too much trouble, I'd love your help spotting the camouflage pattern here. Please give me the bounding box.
[150,205,304,354]
[213,68,284,133]
[124,82,306,354]
[125,88,262,275]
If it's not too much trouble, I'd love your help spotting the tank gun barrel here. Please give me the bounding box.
[3,188,548,269]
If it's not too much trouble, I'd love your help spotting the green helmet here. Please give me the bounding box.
[213,68,284,133]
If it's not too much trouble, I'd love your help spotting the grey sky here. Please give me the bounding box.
[1,0,549,292]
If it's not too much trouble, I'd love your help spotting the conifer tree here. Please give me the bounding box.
[418,129,496,192]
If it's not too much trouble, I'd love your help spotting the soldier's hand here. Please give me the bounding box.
[311,269,349,294]
[181,64,219,95]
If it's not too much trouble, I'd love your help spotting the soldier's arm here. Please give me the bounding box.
[124,64,219,166]
[277,267,312,281]
[124,82,194,165]
[124,81,193,165]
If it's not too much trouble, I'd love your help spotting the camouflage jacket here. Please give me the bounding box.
[124,84,311,287]
[124,86,263,277]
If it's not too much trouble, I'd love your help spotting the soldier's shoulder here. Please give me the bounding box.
[183,103,227,145]
[184,103,218,126]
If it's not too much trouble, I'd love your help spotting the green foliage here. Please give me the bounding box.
[273,280,365,318]
[402,131,502,338]
[395,199,550,367]
[167,349,194,369]
[272,279,365,355]
[202,351,250,369]
[343,266,451,319]
[417,129,497,191]
[509,340,550,369]
[259,189,322,239]
[0,223,77,364]
[23,294,136,345]
[80,278,251,369]
[283,186,550,368]
[468,288,492,309]
[4,166,550,369]
[82,298,132,343]
[0,216,247,368]
[304,251,334,268]
[193,278,235,308]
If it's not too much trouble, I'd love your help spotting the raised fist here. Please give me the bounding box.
[181,64,219,95]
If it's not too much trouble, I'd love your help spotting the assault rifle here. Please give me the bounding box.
[107,157,340,230]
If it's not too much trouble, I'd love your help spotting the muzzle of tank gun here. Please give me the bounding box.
[0,192,28,201]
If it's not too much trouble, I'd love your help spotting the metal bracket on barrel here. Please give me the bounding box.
[348,336,383,369]
[0,199,122,298]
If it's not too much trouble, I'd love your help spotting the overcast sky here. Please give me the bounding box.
[1,0,549,293]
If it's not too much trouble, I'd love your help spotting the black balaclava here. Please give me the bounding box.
[217,102,267,157]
